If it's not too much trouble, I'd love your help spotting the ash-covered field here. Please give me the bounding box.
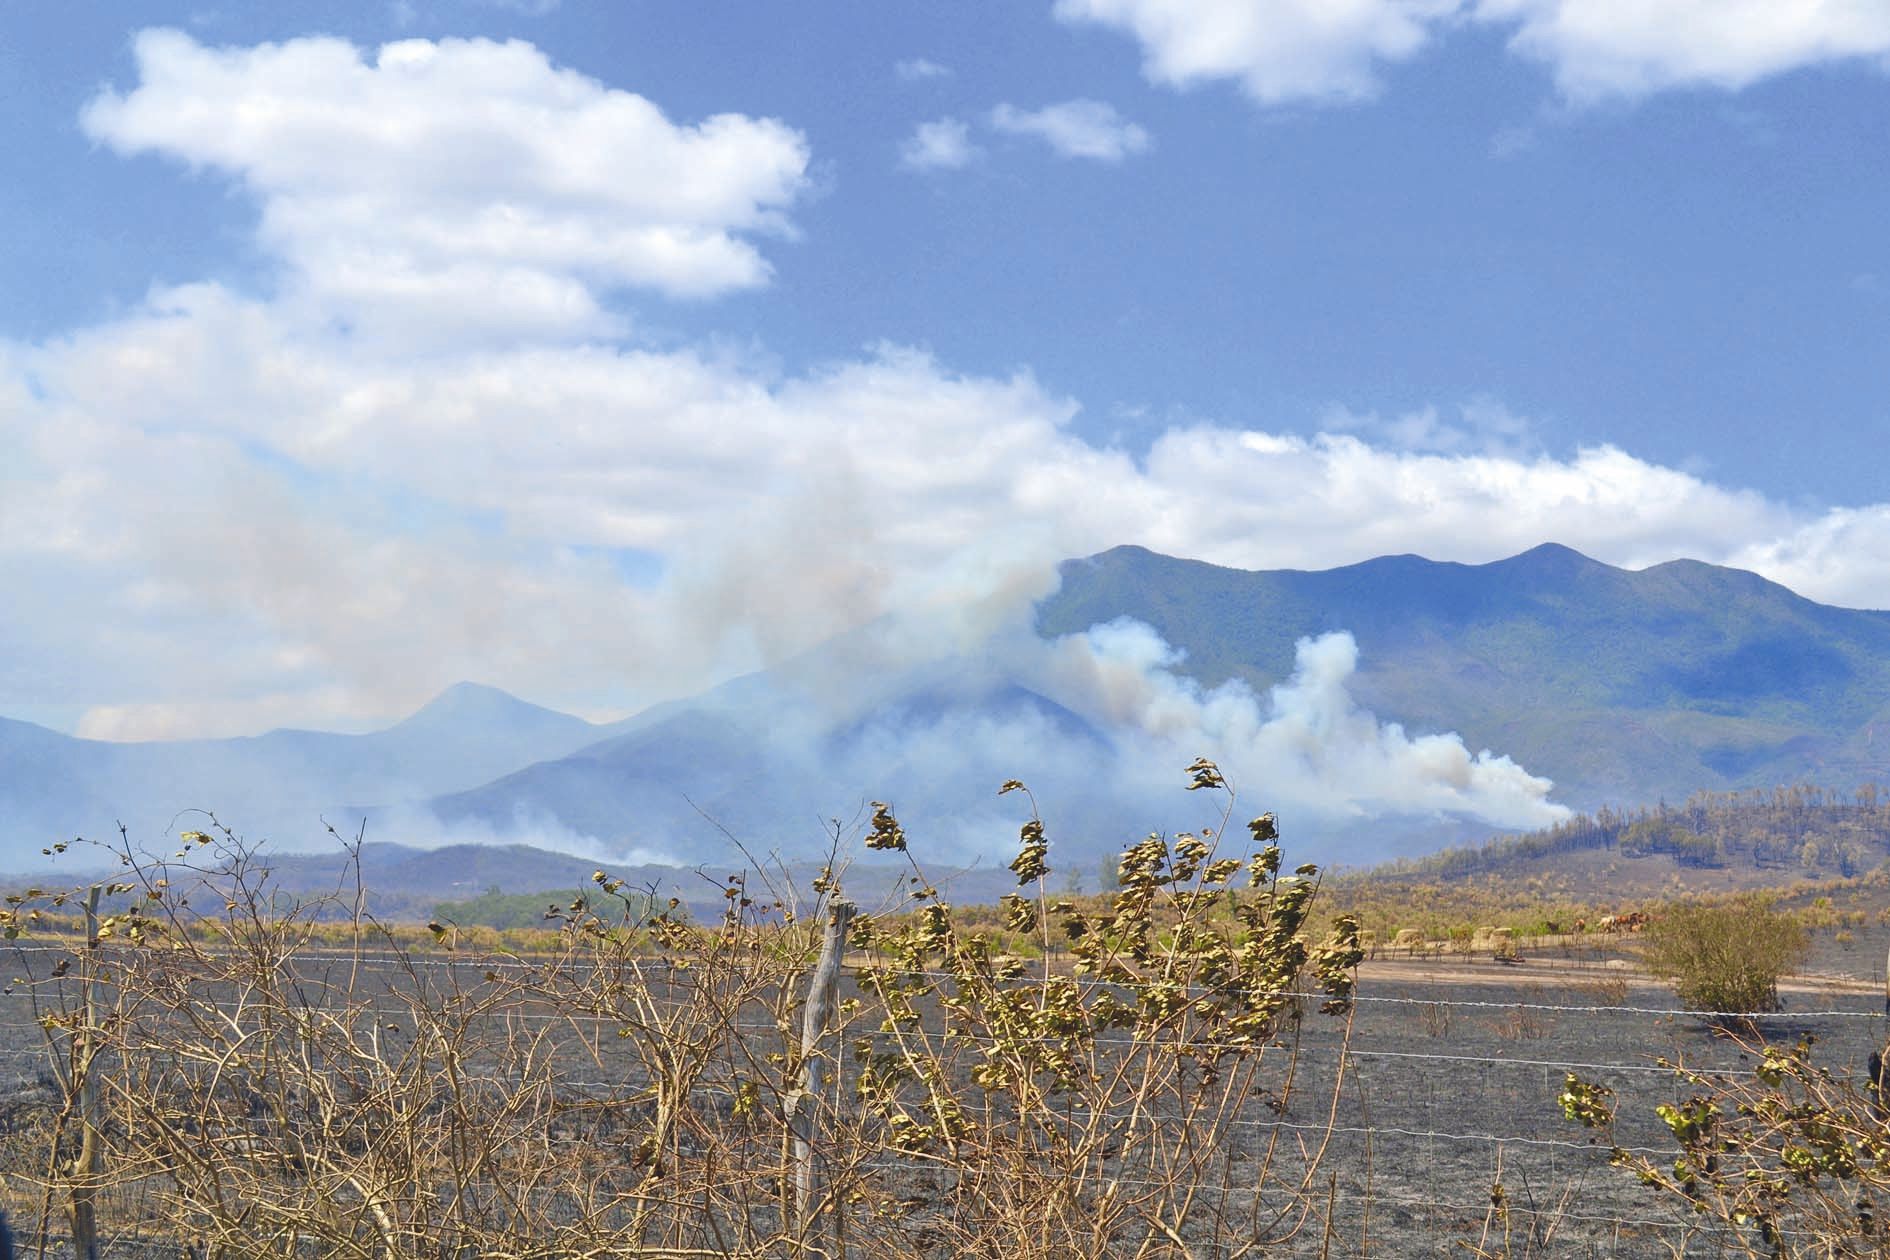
[1,945,1883,1258]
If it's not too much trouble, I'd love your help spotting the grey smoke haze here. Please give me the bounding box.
[368,803,682,868]
[761,558,1569,836]
[386,576,1570,873]
[0,445,1572,874]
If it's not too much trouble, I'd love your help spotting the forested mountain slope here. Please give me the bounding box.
[1039,544,1890,807]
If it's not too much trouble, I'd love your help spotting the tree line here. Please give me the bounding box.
[1388,784,1890,881]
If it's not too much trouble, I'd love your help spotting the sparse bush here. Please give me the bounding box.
[1572,971,1630,1006]
[1563,1035,1890,1256]
[1486,1005,1549,1041]
[1642,894,1808,1015]
[432,883,655,930]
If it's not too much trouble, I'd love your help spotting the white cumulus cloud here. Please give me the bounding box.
[80,28,811,341]
[989,99,1151,160]
[1056,0,1890,107]
[16,274,1890,753]
[899,116,981,170]
[894,57,953,81]
[1054,0,1459,105]
[1475,0,1890,101]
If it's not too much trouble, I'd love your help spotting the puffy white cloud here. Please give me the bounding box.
[899,116,981,170]
[1477,0,1890,102]
[1,289,1103,737]
[79,28,810,337]
[1056,0,1890,107]
[894,57,953,81]
[0,244,1874,746]
[1053,0,1459,105]
[1726,506,1890,612]
[1115,429,1797,580]
[989,99,1151,160]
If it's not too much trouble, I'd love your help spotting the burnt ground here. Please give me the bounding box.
[1279,957,1887,1257]
[1,946,1886,1258]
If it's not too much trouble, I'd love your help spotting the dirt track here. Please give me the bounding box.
[1359,950,1885,998]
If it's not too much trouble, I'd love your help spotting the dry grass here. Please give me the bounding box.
[0,765,1378,1259]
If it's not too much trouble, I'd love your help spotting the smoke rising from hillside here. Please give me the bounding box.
[370,803,682,869]
[1033,620,1566,828]
[370,581,1570,871]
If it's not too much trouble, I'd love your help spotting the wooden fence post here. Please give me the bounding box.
[1873,945,1890,1116]
[788,900,855,1258]
[69,885,102,1260]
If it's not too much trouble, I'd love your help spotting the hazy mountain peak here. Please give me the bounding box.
[392,682,588,735]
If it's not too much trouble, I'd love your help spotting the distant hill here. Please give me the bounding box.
[0,682,607,867]
[1384,784,1890,887]
[237,840,618,920]
[6,837,1026,925]
[1037,543,1890,809]
[425,677,1119,865]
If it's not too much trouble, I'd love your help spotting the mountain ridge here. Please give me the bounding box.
[10,545,1890,873]
[1036,544,1890,808]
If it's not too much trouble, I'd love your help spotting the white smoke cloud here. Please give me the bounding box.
[369,803,681,868]
[1032,620,1567,829]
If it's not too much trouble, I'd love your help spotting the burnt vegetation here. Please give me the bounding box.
[1392,784,1890,881]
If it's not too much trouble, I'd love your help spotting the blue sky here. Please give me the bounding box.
[3,1,1890,741]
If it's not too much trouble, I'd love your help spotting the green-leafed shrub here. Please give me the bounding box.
[1643,894,1808,1014]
